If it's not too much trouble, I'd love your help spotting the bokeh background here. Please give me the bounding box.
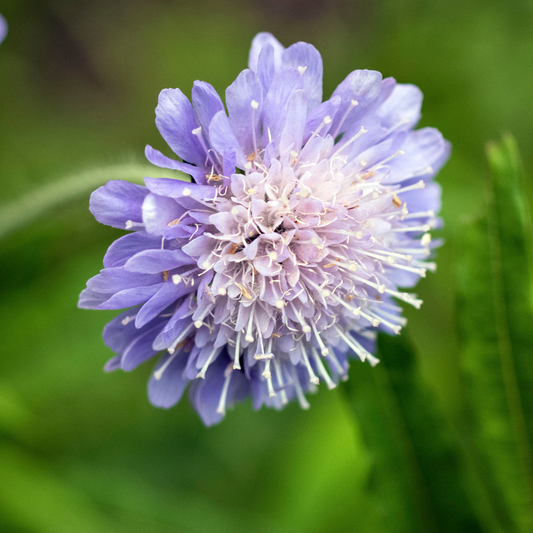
[1,0,532,531]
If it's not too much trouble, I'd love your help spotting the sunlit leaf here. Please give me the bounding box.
[458,134,533,532]
[343,334,482,533]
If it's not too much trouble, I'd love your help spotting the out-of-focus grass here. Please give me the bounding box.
[1,0,532,531]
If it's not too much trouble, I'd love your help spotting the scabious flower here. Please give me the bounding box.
[79,33,449,425]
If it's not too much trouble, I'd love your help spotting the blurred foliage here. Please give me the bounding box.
[1,0,533,531]
[344,334,482,533]
[458,135,533,533]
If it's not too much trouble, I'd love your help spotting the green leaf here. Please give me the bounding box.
[343,334,482,533]
[0,163,187,240]
[458,134,533,532]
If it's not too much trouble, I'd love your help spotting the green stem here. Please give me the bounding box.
[0,163,186,240]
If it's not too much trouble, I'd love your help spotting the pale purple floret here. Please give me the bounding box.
[79,33,450,426]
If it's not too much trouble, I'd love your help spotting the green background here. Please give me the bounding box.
[1,0,532,531]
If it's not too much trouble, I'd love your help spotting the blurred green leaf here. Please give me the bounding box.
[458,134,533,532]
[0,163,186,240]
[0,383,33,439]
[343,334,482,533]
[0,445,122,533]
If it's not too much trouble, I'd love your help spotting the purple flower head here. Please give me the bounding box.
[0,14,7,44]
[80,33,450,426]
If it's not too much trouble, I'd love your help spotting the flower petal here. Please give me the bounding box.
[87,268,161,293]
[329,70,383,137]
[97,284,163,310]
[248,32,284,72]
[282,42,323,112]
[386,128,448,183]
[148,351,189,408]
[226,69,263,156]
[144,177,216,201]
[125,249,193,273]
[142,193,183,235]
[208,110,246,169]
[302,95,341,143]
[155,88,206,166]
[261,69,303,148]
[279,90,307,157]
[90,181,148,230]
[192,81,225,132]
[145,145,207,183]
[104,232,162,268]
[136,281,193,328]
[378,83,423,132]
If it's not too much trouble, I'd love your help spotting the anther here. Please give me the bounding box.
[262,360,272,380]
[125,220,144,230]
[172,274,182,285]
[421,233,432,246]
[298,65,308,75]
[251,100,259,109]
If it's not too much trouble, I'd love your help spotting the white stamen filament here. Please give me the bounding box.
[331,126,368,159]
[290,366,310,410]
[311,322,329,356]
[301,345,320,385]
[290,302,311,333]
[326,349,345,375]
[331,99,358,139]
[273,359,288,404]
[168,322,195,354]
[390,225,431,233]
[216,366,233,415]
[153,351,179,381]
[334,326,369,362]
[233,331,242,370]
[311,347,336,389]
[245,308,255,343]
[403,210,435,219]
[262,357,276,398]
[196,346,218,379]
[359,309,381,327]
